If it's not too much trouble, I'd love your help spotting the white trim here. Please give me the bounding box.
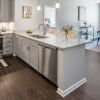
[0,59,8,67]
[13,53,16,56]
[57,78,87,98]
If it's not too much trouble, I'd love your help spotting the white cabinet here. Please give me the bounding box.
[15,39,23,59]
[29,45,39,71]
[3,34,13,55]
[15,35,39,71]
[10,0,15,22]
[15,35,23,59]
[22,43,39,71]
[22,42,30,64]
[0,0,13,22]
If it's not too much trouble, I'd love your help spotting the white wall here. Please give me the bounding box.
[57,0,99,32]
[14,0,100,32]
[44,6,56,27]
[14,0,55,31]
[15,0,42,31]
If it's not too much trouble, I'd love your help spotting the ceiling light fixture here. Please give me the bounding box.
[56,0,60,8]
[37,0,41,11]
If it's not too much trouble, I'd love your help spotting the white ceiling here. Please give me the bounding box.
[90,0,100,3]
[76,0,100,3]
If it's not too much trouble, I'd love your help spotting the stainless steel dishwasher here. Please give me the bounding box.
[39,43,57,85]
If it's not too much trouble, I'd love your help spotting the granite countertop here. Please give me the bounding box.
[15,31,90,49]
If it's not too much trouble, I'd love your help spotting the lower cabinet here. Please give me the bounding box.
[3,34,13,55]
[15,38,23,59]
[15,35,39,71]
[29,45,39,71]
[22,42,30,64]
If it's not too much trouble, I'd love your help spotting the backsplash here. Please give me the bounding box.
[0,22,15,31]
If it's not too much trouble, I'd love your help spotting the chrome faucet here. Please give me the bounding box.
[38,24,47,35]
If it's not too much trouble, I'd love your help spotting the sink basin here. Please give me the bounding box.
[30,35,48,39]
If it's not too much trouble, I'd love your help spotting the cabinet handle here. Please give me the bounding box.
[4,45,9,47]
[6,51,10,52]
[39,43,57,50]
[5,41,11,43]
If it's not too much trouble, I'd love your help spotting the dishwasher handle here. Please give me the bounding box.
[39,43,57,50]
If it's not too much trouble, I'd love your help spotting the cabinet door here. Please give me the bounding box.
[15,40,23,59]
[10,0,14,21]
[0,0,11,22]
[29,45,39,71]
[22,43,30,64]
[3,34,13,55]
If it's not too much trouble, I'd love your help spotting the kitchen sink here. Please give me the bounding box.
[30,35,48,39]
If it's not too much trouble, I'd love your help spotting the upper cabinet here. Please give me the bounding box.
[0,0,14,22]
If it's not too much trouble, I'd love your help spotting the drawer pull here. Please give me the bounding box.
[3,50,12,53]
[3,45,12,47]
[3,41,12,43]
[6,51,10,52]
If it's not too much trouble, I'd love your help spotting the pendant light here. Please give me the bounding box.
[37,0,41,11]
[56,0,60,8]
[37,5,41,11]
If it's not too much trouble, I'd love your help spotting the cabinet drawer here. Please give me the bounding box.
[23,37,39,47]
[3,34,13,39]
[3,43,13,48]
[3,47,13,55]
[15,35,23,41]
[3,38,12,44]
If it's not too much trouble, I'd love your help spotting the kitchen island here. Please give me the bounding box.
[57,43,87,97]
[14,32,90,98]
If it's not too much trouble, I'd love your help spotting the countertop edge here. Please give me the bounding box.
[14,33,91,49]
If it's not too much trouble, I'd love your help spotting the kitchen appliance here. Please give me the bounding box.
[0,35,3,58]
[39,43,57,85]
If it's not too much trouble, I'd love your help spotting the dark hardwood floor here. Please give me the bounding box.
[0,50,100,100]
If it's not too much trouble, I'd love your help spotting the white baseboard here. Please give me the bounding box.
[13,53,16,57]
[57,78,87,98]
